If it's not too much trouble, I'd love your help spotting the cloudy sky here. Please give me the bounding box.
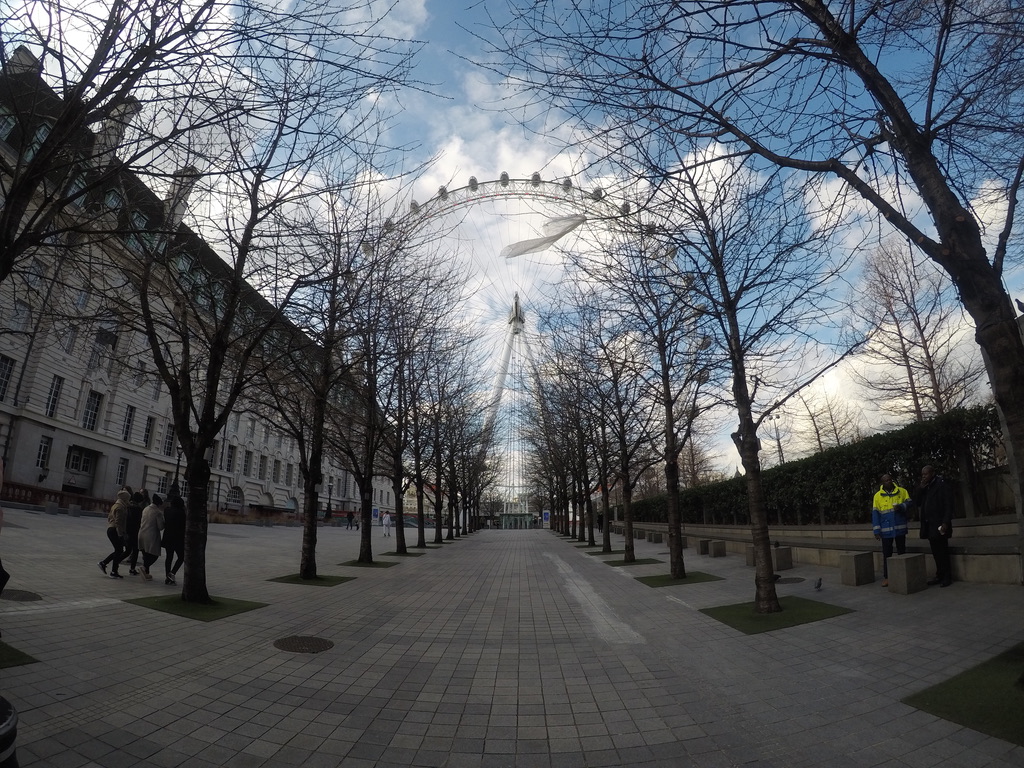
[367,0,1022,477]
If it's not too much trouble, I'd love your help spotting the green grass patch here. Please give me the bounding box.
[636,572,724,587]
[0,641,39,669]
[125,595,267,622]
[337,559,399,568]
[700,595,853,635]
[380,551,425,557]
[586,549,623,556]
[603,558,662,567]
[902,642,1024,746]
[267,574,355,586]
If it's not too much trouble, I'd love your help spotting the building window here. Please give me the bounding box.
[272,459,281,483]
[143,416,155,448]
[151,378,161,400]
[226,487,242,506]
[258,455,267,481]
[12,301,30,332]
[0,105,15,142]
[162,425,175,456]
[0,355,15,402]
[65,447,93,474]
[263,424,271,445]
[156,472,170,495]
[225,445,236,472]
[74,289,89,311]
[81,390,103,431]
[27,258,46,288]
[122,405,136,442]
[36,436,52,469]
[104,188,123,210]
[115,457,129,486]
[246,418,256,440]
[126,211,151,252]
[243,450,253,477]
[285,464,293,486]
[61,326,78,354]
[26,122,51,160]
[45,375,63,418]
[66,172,87,207]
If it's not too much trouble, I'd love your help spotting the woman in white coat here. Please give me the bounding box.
[138,494,165,581]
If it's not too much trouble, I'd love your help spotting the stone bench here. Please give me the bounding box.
[699,538,712,555]
[647,531,663,544]
[840,551,875,586]
[743,545,793,571]
[773,546,793,571]
[709,540,726,557]
[887,553,928,595]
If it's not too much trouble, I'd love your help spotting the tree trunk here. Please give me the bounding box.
[358,485,374,564]
[734,422,782,614]
[299,471,319,580]
[182,456,212,603]
[621,479,635,563]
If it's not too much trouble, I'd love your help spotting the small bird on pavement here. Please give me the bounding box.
[813,577,822,591]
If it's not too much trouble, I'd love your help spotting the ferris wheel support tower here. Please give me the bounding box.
[481,292,525,452]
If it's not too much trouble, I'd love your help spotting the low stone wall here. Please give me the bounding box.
[608,516,1022,585]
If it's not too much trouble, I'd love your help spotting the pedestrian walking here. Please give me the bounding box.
[138,494,165,581]
[383,511,392,537]
[346,510,354,530]
[162,490,185,585]
[125,492,144,576]
[99,489,131,578]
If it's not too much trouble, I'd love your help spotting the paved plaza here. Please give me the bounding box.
[1,509,1023,768]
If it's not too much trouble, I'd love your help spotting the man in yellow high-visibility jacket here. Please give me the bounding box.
[872,473,910,587]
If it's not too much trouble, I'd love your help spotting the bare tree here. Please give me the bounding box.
[793,392,865,456]
[555,247,708,574]
[499,0,1024,544]
[854,240,985,422]
[647,161,857,613]
[128,2,417,601]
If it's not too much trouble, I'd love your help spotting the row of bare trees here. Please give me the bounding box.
[0,0,496,603]
[496,0,1024,608]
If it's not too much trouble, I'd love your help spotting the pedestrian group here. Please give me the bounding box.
[99,484,185,585]
[871,463,954,588]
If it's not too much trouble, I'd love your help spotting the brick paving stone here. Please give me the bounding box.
[1,511,1023,766]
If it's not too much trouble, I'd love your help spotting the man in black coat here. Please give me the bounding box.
[914,465,954,587]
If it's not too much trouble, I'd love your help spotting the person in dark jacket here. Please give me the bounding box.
[125,492,144,576]
[162,488,186,585]
[912,465,954,587]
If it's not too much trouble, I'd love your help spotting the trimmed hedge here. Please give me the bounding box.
[633,405,1004,526]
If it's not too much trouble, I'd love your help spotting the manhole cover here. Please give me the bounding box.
[775,577,805,585]
[274,635,334,653]
[1,589,42,602]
